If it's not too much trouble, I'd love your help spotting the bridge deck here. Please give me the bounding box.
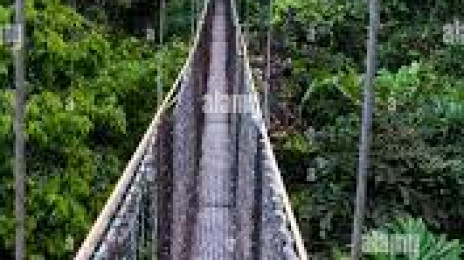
[194,1,235,259]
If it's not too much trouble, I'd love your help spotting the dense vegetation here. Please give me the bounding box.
[1,0,464,259]
[245,0,464,258]
[0,0,191,258]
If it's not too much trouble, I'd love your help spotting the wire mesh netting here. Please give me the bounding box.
[75,0,306,259]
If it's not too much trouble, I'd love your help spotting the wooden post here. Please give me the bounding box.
[350,0,379,259]
[264,0,272,127]
[157,0,165,108]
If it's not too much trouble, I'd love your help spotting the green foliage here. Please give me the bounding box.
[0,0,188,258]
[334,217,463,259]
[265,0,464,256]
[1,0,463,258]
[0,90,14,257]
[364,217,463,259]
[280,60,464,256]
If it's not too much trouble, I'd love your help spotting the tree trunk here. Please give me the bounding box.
[14,0,26,259]
[350,0,379,259]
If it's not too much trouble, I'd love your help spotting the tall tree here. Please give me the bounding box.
[14,0,26,259]
[350,0,379,259]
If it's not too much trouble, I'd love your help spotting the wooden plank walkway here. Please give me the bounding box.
[193,1,235,259]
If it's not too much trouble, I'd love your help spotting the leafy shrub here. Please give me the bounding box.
[364,217,463,259]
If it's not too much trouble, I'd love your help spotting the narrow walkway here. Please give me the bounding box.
[193,0,235,259]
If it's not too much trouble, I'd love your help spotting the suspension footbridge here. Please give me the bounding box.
[75,0,307,259]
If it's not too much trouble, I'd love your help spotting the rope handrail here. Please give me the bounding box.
[74,1,211,258]
[230,0,309,259]
[76,0,307,258]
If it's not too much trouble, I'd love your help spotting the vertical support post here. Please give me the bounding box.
[243,0,249,40]
[151,139,158,260]
[191,0,196,43]
[14,0,26,259]
[350,0,379,259]
[264,0,272,127]
[157,0,165,108]
[253,134,263,259]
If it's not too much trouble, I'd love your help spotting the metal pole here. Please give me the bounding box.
[350,0,379,259]
[14,0,26,259]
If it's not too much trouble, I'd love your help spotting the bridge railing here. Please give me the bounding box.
[230,0,309,259]
[74,0,212,258]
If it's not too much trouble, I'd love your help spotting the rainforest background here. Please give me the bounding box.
[1,0,464,259]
